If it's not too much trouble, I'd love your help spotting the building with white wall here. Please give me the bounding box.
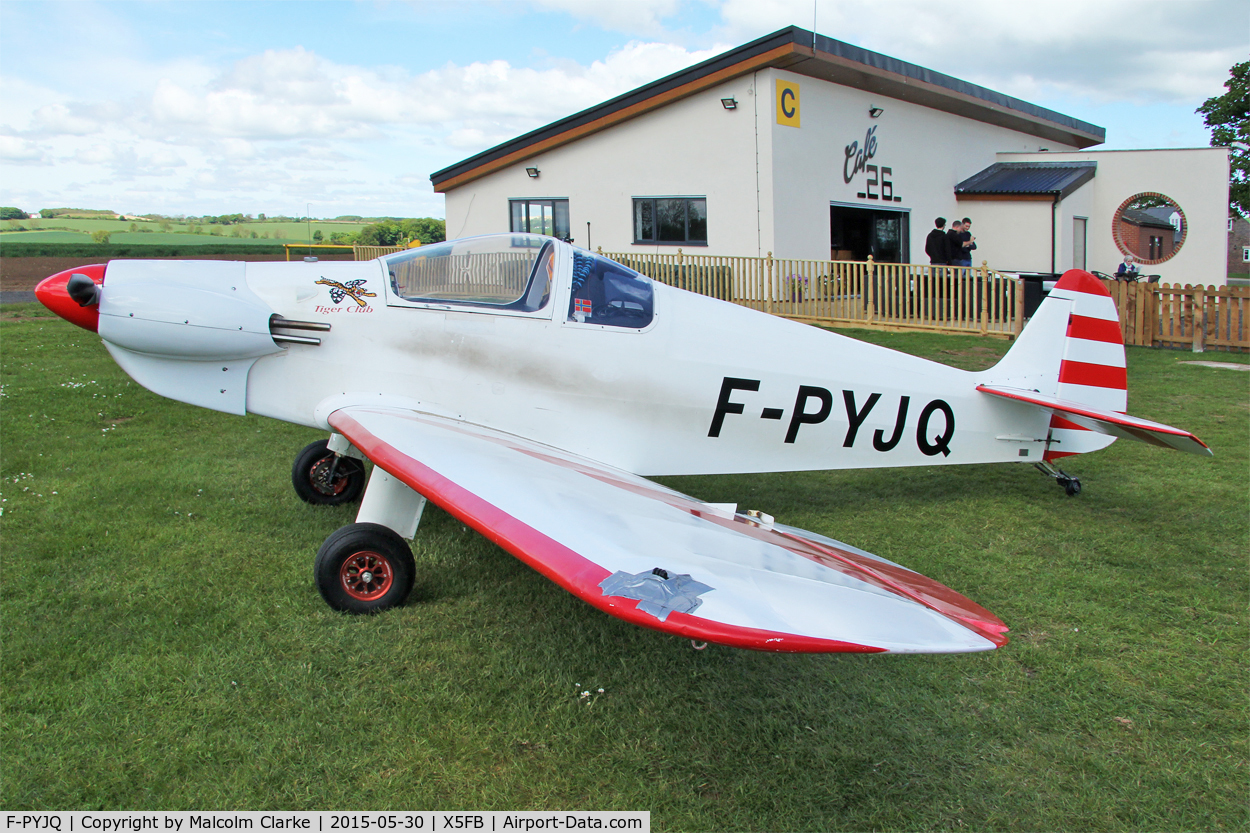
[432,27,1231,285]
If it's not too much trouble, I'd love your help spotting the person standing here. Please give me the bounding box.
[956,217,976,267]
[925,217,949,264]
[946,220,964,268]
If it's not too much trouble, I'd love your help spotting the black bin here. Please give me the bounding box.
[1016,272,1058,319]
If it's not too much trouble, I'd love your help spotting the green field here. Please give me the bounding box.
[1,307,1246,828]
[0,230,319,246]
[2,218,371,245]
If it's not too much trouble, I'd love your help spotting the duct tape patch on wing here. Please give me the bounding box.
[598,568,713,622]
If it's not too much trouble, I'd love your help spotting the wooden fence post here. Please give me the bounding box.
[866,254,876,326]
[1193,285,1206,352]
[1013,273,1024,336]
[978,260,989,334]
[766,251,774,315]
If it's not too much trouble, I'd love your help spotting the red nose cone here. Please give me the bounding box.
[35,264,106,332]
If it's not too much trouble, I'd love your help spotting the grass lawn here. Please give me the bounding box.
[1,306,1246,829]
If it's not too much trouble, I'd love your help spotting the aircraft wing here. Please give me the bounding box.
[327,406,1008,654]
[976,384,1211,456]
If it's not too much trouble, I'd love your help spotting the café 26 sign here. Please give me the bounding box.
[844,126,903,203]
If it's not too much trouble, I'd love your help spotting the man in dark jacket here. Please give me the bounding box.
[925,217,949,264]
[955,217,976,267]
[946,220,964,267]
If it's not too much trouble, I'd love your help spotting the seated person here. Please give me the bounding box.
[1115,256,1139,277]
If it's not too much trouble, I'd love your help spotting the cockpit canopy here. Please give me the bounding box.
[383,235,654,329]
[567,250,654,328]
[385,234,553,312]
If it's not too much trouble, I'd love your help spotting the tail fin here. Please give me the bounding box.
[984,270,1126,461]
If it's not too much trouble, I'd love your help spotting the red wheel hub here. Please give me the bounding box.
[339,551,394,601]
[310,455,349,496]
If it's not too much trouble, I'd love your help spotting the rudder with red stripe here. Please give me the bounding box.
[985,269,1126,461]
[1047,271,1125,459]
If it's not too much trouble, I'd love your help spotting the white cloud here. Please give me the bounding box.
[0,0,1235,217]
[0,135,46,164]
[713,0,1242,105]
[30,104,100,137]
[530,0,685,35]
[0,34,727,215]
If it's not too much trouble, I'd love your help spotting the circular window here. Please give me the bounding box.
[1112,193,1187,265]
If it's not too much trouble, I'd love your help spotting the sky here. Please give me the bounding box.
[0,0,1245,220]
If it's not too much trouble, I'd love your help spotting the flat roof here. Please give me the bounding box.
[431,26,1106,193]
[955,161,1098,200]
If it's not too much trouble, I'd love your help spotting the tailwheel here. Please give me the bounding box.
[292,439,366,506]
[315,523,415,613]
[1035,461,1082,497]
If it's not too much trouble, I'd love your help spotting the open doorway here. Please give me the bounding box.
[830,204,910,263]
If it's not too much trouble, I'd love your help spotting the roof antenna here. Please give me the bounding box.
[812,0,817,47]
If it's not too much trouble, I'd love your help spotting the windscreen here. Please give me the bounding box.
[568,251,654,329]
[384,235,552,312]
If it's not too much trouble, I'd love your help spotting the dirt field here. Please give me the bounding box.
[0,253,356,292]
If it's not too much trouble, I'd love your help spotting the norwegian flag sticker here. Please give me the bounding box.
[574,298,593,316]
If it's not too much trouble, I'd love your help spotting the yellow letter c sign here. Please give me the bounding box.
[776,79,800,128]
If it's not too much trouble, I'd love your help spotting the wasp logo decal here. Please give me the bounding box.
[316,278,377,308]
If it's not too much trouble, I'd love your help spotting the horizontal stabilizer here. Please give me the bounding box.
[977,385,1211,456]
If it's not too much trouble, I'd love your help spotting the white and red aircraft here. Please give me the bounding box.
[35,234,1209,655]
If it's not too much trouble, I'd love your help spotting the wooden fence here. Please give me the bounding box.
[603,249,1022,338]
[1104,279,1249,352]
[604,248,1250,352]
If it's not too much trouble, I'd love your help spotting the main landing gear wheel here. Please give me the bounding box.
[292,439,366,506]
[315,523,415,614]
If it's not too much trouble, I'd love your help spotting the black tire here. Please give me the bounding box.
[292,439,366,506]
[315,523,415,614]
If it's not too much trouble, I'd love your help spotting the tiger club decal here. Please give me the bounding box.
[316,277,377,310]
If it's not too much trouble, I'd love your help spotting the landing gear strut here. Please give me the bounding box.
[1035,461,1081,496]
[292,439,366,505]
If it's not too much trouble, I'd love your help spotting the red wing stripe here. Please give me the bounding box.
[1059,360,1127,390]
[1066,314,1123,344]
[329,411,884,654]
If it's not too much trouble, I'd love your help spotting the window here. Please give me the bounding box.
[633,197,707,245]
[1243,246,1249,263]
[385,235,553,312]
[510,199,570,241]
[1149,236,1163,260]
[567,251,654,329]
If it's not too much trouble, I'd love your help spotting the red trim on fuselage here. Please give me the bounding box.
[329,411,886,653]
